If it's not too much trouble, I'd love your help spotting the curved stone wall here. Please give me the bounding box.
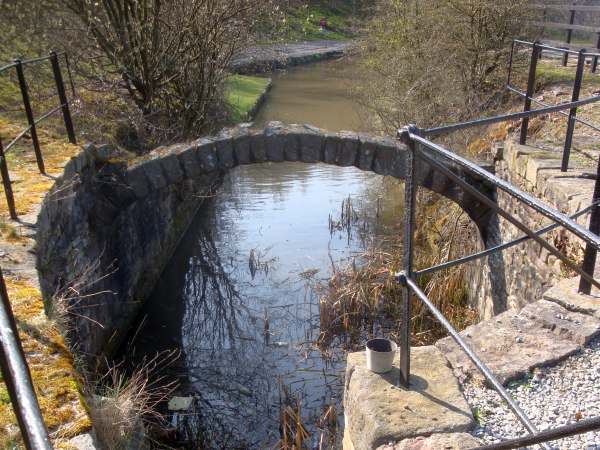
[36,122,496,359]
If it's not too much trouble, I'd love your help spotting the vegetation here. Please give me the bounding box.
[358,0,532,130]
[225,75,272,122]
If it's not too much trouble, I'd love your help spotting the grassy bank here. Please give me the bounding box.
[264,3,357,42]
[225,74,272,123]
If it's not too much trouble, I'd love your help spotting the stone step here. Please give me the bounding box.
[543,276,600,320]
[435,299,600,385]
[375,433,481,450]
[343,346,474,450]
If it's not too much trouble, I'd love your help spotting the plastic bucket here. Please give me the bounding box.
[366,338,398,374]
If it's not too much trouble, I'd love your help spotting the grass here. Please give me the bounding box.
[536,61,600,89]
[224,74,272,123]
[263,3,356,43]
[0,276,91,448]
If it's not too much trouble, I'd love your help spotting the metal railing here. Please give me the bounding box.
[394,75,600,446]
[0,51,76,220]
[0,267,52,449]
[530,2,600,72]
[507,39,600,295]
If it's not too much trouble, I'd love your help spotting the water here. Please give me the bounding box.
[125,58,401,448]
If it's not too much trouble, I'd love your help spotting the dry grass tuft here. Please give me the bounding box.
[87,353,178,450]
[318,193,479,350]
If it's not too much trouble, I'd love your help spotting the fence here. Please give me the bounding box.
[530,2,600,72]
[395,39,600,449]
[0,51,76,220]
[2,40,600,449]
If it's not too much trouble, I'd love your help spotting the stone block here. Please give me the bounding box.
[196,139,218,172]
[374,433,481,450]
[336,131,359,167]
[357,135,378,171]
[344,346,474,450]
[214,134,236,169]
[297,125,325,162]
[264,122,287,162]
[373,144,395,176]
[324,135,341,164]
[159,154,184,185]
[436,299,600,385]
[177,144,204,179]
[543,277,600,320]
[249,130,267,162]
[232,127,253,165]
[141,158,168,191]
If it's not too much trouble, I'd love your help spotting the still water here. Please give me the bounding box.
[126,58,400,448]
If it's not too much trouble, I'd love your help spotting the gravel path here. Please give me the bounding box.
[463,337,600,449]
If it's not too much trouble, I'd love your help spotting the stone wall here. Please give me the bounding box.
[36,145,222,360]
[471,140,595,318]
[36,122,499,360]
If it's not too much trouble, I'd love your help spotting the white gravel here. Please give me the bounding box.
[463,337,600,450]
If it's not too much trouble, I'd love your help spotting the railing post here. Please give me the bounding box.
[561,48,586,172]
[397,125,418,388]
[593,33,600,73]
[520,42,540,146]
[563,6,576,67]
[14,59,45,175]
[578,157,600,295]
[49,51,76,145]
[0,138,17,220]
[0,266,52,450]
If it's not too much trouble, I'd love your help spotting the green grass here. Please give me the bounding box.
[537,61,600,88]
[225,74,271,123]
[262,3,356,43]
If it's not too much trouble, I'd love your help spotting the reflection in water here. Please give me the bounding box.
[128,163,401,448]
[125,58,400,449]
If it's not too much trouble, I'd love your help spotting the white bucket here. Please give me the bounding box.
[366,338,398,374]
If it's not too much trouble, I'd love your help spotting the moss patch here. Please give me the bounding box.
[225,74,271,123]
[0,117,90,447]
[0,277,91,448]
[0,118,80,219]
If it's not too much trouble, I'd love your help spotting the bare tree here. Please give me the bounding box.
[61,0,273,137]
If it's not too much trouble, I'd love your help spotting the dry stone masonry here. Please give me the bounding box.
[36,122,497,359]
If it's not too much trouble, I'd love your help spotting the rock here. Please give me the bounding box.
[344,346,474,450]
[436,300,600,385]
[543,277,600,320]
[168,396,194,411]
[375,433,481,450]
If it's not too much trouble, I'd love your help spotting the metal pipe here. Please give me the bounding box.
[14,59,45,175]
[473,416,600,450]
[563,6,576,67]
[513,39,580,55]
[401,276,546,446]
[415,201,598,278]
[561,49,586,172]
[408,132,600,252]
[422,95,600,137]
[413,147,600,290]
[0,267,52,450]
[398,126,418,388]
[0,138,17,220]
[506,85,600,134]
[50,51,76,145]
[579,156,600,294]
[520,42,541,145]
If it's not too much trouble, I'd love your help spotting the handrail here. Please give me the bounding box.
[0,51,66,74]
[531,21,600,34]
[422,95,600,137]
[398,275,549,448]
[513,39,580,56]
[531,4,600,13]
[0,267,52,450]
[415,200,599,277]
[401,131,600,252]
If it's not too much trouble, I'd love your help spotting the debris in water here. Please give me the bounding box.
[168,396,193,411]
